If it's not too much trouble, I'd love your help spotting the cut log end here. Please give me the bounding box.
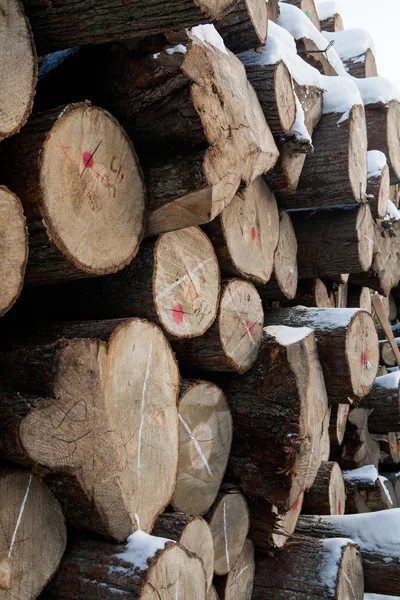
[275,61,297,134]
[214,538,255,600]
[347,309,379,398]
[387,100,400,180]
[245,0,268,46]
[154,226,220,338]
[0,186,28,317]
[336,543,364,600]
[357,204,375,271]
[39,103,146,276]
[350,104,368,203]
[274,211,298,299]
[303,461,346,515]
[0,0,37,141]
[0,470,66,600]
[172,380,232,516]
[272,492,304,548]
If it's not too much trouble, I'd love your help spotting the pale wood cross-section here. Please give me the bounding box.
[214,538,255,600]
[303,461,346,515]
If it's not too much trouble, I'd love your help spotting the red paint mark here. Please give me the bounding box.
[246,320,255,337]
[391,442,398,454]
[292,497,301,512]
[82,151,94,169]
[172,304,184,325]
[360,352,367,366]
[287,272,293,287]
[251,226,257,240]
[338,500,343,515]
[57,141,73,163]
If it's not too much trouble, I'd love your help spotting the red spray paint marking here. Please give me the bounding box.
[172,304,184,325]
[338,500,343,515]
[246,320,255,337]
[251,226,257,241]
[360,352,368,367]
[292,497,301,512]
[391,441,398,454]
[287,272,293,287]
[82,151,94,169]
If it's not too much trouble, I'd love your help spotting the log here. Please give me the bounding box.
[0,469,66,599]
[261,278,333,307]
[330,404,350,447]
[344,49,378,79]
[0,187,28,317]
[257,211,298,301]
[367,154,390,219]
[214,538,255,600]
[0,103,146,285]
[295,36,338,76]
[171,380,232,516]
[282,0,321,30]
[340,408,381,471]
[264,307,379,403]
[378,432,400,468]
[215,0,268,54]
[344,465,394,513]
[152,513,214,592]
[390,183,400,207]
[245,61,297,137]
[362,372,400,434]
[0,0,37,142]
[267,0,280,22]
[172,278,263,373]
[252,537,364,599]
[295,510,400,595]
[379,338,400,367]
[22,0,263,53]
[247,493,303,550]
[215,326,330,510]
[303,461,346,515]
[348,286,373,314]
[0,318,180,540]
[203,177,279,285]
[317,2,344,32]
[206,488,250,576]
[280,105,368,209]
[207,586,220,600]
[290,205,375,280]
[40,529,207,599]
[364,99,400,183]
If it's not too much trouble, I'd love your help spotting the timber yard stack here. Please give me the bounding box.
[2,0,400,598]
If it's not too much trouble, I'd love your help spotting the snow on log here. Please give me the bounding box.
[0,318,179,540]
[0,103,145,285]
[322,29,378,78]
[316,1,344,32]
[296,510,400,595]
[171,380,232,516]
[203,177,279,285]
[214,538,255,600]
[264,307,379,403]
[0,469,66,600]
[205,488,250,576]
[290,205,375,280]
[172,279,263,373]
[152,513,214,592]
[344,465,394,513]
[215,326,329,510]
[40,530,207,599]
[362,372,400,434]
[303,461,346,515]
[247,493,303,550]
[252,537,364,599]
[0,0,37,142]
[281,0,321,31]
[0,187,28,317]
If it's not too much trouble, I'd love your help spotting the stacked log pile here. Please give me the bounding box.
[1,0,400,598]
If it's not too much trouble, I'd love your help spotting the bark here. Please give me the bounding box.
[22,0,248,53]
[203,178,279,285]
[362,372,400,433]
[344,49,378,78]
[153,513,214,592]
[302,461,346,515]
[280,105,368,209]
[172,279,264,373]
[214,538,255,600]
[171,380,232,516]
[347,286,373,313]
[340,408,381,471]
[260,278,334,307]
[40,531,207,599]
[0,103,146,285]
[290,204,375,280]
[264,307,379,403]
[378,432,400,468]
[0,469,66,600]
[0,187,28,317]
[320,13,344,32]
[215,0,268,53]
[367,162,390,219]
[344,469,394,513]
[295,512,400,595]
[0,318,180,540]
[247,493,303,551]
[245,61,296,137]
[205,487,250,576]
[252,537,364,599]
[213,326,330,510]
[365,100,400,183]
[296,37,338,75]
[0,0,37,142]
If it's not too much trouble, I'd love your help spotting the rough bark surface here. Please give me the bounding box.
[344,49,378,78]
[248,493,303,550]
[365,101,400,183]
[362,373,400,433]
[302,461,346,515]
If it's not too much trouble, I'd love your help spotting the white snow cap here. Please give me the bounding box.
[368,150,387,178]
[384,200,400,222]
[327,509,400,557]
[315,1,339,21]
[190,24,228,55]
[321,538,354,593]
[354,77,400,105]
[343,465,378,483]
[115,530,174,572]
[278,2,347,76]
[365,595,400,600]
[321,75,363,122]
[323,29,376,61]
[265,325,313,346]
[375,370,400,389]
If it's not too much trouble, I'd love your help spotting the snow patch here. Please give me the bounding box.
[321,539,353,593]
[322,29,376,61]
[368,150,387,178]
[378,476,393,506]
[365,595,400,600]
[190,24,228,55]
[265,325,313,346]
[354,77,400,105]
[291,307,359,330]
[384,200,400,222]
[290,94,312,142]
[165,44,187,55]
[315,1,339,21]
[321,75,363,122]
[375,370,400,389]
[343,465,378,484]
[115,530,174,572]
